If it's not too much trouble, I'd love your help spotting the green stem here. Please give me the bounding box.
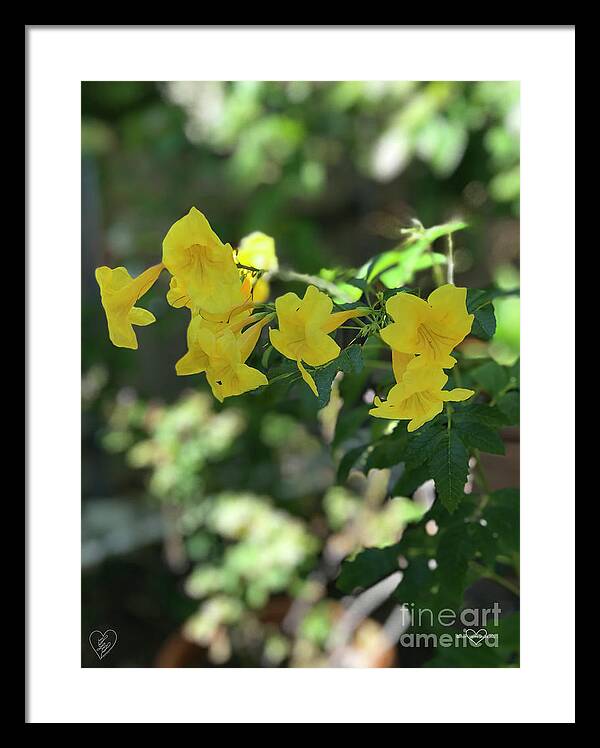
[447,232,455,285]
[432,253,445,288]
[273,269,354,302]
[267,371,296,385]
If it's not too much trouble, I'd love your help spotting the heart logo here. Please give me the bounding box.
[464,628,487,647]
[89,629,117,660]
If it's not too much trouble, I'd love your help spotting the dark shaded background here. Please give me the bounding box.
[82,81,519,667]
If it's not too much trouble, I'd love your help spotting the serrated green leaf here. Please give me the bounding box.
[312,345,364,408]
[453,415,505,455]
[471,305,497,340]
[336,544,401,593]
[403,418,445,469]
[467,289,497,340]
[472,360,509,397]
[456,403,507,428]
[467,288,499,312]
[427,430,470,512]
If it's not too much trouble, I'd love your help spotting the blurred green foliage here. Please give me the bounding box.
[82,81,519,668]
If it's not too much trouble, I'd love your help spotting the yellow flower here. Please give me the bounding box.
[177,314,273,402]
[235,232,278,304]
[269,285,368,396]
[176,309,259,376]
[381,285,474,368]
[369,359,474,432]
[162,207,249,317]
[236,231,278,272]
[95,263,163,349]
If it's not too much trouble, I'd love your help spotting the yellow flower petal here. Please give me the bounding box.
[175,349,209,376]
[301,285,333,324]
[321,307,369,335]
[251,277,270,303]
[386,291,429,326]
[297,360,319,397]
[166,276,191,309]
[439,387,475,403]
[391,351,415,382]
[239,314,275,362]
[302,328,340,367]
[207,363,268,402]
[128,307,155,326]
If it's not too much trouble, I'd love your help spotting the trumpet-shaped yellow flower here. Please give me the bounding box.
[269,285,368,396]
[177,314,273,402]
[95,263,163,349]
[236,231,278,272]
[235,232,278,304]
[381,285,474,368]
[162,207,249,317]
[369,360,474,432]
[176,309,261,376]
[202,319,272,402]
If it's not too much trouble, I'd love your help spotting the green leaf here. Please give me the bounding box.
[436,523,475,603]
[312,345,364,408]
[393,555,434,606]
[496,391,520,425]
[261,345,273,369]
[484,488,520,553]
[392,462,433,497]
[456,403,507,428]
[359,221,467,289]
[452,411,505,455]
[422,220,468,243]
[403,418,445,469]
[336,443,369,484]
[427,430,470,512]
[403,417,470,511]
[365,429,409,471]
[467,289,497,340]
[336,544,401,593]
[472,360,509,397]
[332,405,370,448]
